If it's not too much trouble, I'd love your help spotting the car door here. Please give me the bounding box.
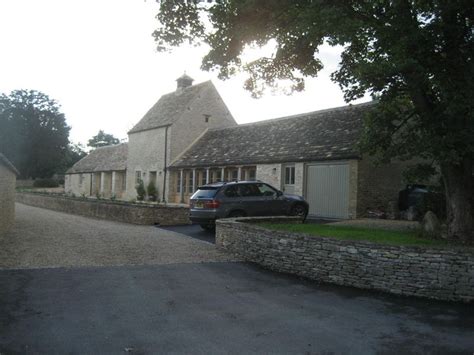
[256,183,287,215]
[237,184,268,216]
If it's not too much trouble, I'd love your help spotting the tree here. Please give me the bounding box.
[57,143,87,174]
[153,1,473,242]
[0,90,71,179]
[87,130,120,148]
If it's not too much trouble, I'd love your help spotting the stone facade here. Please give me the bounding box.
[216,218,474,303]
[126,127,168,201]
[17,192,190,226]
[0,161,17,237]
[357,157,410,217]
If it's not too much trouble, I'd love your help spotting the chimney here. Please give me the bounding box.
[176,73,194,91]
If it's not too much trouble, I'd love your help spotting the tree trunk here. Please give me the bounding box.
[441,159,474,242]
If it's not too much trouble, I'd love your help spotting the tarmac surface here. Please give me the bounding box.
[1,204,473,354]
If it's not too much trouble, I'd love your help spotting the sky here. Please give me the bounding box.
[0,0,369,147]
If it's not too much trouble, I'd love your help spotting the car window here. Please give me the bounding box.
[223,185,239,198]
[238,184,262,197]
[257,183,277,197]
[191,187,218,199]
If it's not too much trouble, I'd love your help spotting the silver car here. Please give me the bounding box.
[189,181,309,230]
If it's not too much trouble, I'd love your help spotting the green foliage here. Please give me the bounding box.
[147,180,158,202]
[136,180,146,201]
[260,224,447,247]
[154,1,473,240]
[33,178,59,188]
[87,130,120,148]
[57,143,87,173]
[0,89,71,179]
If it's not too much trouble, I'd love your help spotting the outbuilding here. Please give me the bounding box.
[0,153,19,236]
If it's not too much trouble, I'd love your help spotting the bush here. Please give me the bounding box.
[33,178,59,188]
[136,180,146,201]
[147,180,158,201]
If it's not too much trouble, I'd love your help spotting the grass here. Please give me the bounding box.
[259,223,449,247]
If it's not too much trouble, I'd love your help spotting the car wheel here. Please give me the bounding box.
[200,224,215,231]
[290,204,308,218]
[228,210,246,218]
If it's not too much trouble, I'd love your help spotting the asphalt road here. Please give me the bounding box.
[1,262,473,355]
[1,205,473,354]
[156,224,216,243]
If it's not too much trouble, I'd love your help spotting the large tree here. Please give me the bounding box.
[0,90,71,179]
[153,0,473,241]
[87,130,120,148]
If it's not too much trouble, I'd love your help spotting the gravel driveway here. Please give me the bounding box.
[0,203,237,269]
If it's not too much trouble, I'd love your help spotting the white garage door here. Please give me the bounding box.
[305,163,350,219]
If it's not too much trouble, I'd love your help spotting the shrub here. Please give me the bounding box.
[147,180,158,202]
[136,180,146,201]
[33,178,59,188]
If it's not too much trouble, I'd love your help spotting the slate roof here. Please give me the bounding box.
[170,102,375,168]
[0,153,19,176]
[129,81,217,134]
[66,143,128,174]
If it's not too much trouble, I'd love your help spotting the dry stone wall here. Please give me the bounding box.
[17,192,190,226]
[216,218,474,303]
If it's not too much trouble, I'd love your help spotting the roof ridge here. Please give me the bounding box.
[92,142,128,151]
[207,101,374,133]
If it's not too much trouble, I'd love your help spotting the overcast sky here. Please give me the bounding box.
[0,0,369,146]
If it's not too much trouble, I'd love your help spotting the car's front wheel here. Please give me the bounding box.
[289,204,308,219]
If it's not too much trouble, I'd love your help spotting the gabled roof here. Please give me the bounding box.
[170,102,375,168]
[0,153,19,176]
[129,81,219,134]
[66,143,128,174]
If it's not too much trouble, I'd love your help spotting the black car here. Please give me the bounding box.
[189,181,309,230]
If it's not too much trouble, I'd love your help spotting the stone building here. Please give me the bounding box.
[0,153,19,237]
[169,102,408,219]
[66,75,408,219]
[65,143,128,198]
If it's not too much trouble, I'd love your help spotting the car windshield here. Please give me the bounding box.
[191,187,218,199]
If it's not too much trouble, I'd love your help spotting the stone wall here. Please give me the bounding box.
[256,164,282,190]
[0,164,16,237]
[356,157,409,217]
[216,218,474,303]
[17,192,190,226]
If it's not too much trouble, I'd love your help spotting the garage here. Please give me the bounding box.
[305,162,350,219]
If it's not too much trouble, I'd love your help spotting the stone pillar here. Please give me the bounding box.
[111,171,116,196]
[192,169,196,192]
[180,169,184,203]
[100,172,105,195]
[221,167,225,182]
[206,168,210,184]
[238,166,242,181]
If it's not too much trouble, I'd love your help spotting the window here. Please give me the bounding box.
[177,172,181,193]
[200,171,207,186]
[204,114,211,123]
[188,171,194,193]
[210,170,221,183]
[79,174,84,185]
[149,171,157,187]
[257,183,277,197]
[285,166,295,185]
[224,185,239,198]
[238,184,261,197]
[135,171,142,185]
[244,167,256,181]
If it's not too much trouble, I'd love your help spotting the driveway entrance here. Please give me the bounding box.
[1,204,472,354]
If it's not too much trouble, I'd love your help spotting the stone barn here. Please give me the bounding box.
[0,153,19,236]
